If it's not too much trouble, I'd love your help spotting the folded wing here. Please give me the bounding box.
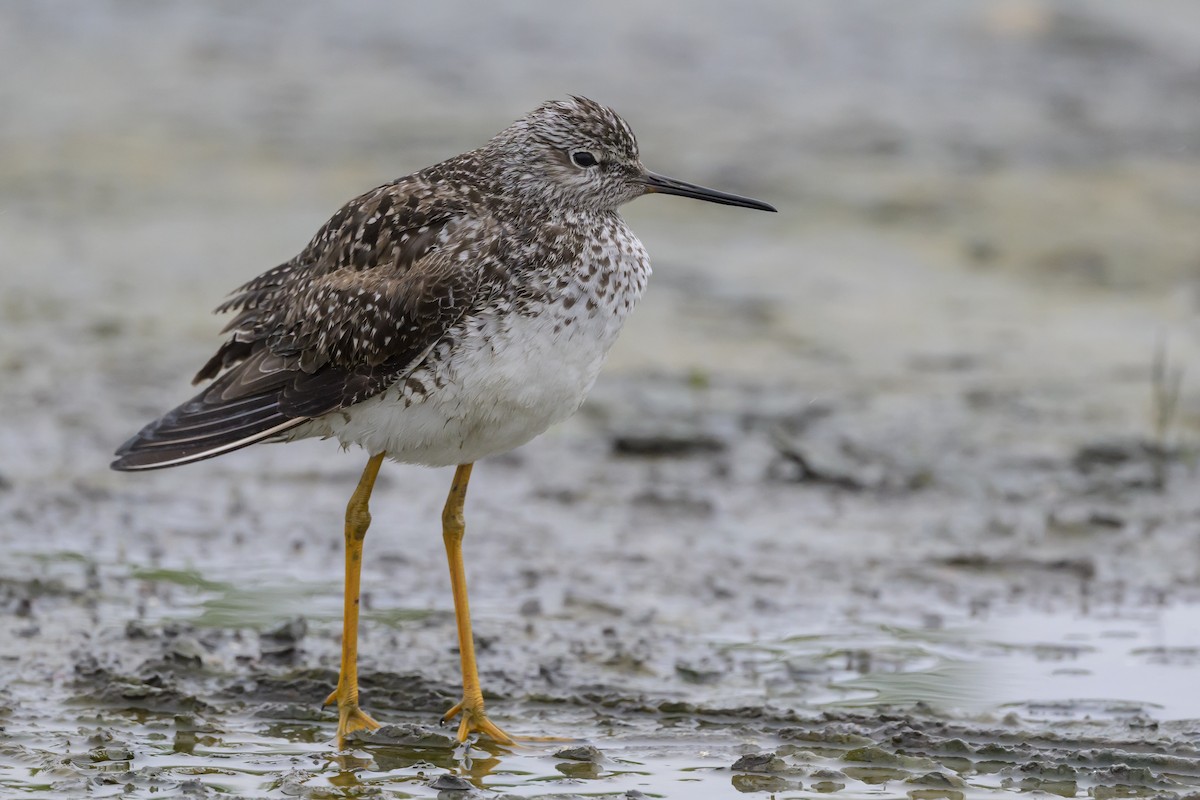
[112,176,497,471]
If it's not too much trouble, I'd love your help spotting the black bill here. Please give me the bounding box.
[643,172,776,212]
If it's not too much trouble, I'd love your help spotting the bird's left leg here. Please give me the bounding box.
[439,463,514,745]
[324,452,386,748]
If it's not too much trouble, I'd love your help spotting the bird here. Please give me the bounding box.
[112,96,776,749]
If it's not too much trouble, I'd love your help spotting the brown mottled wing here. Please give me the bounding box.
[112,178,496,471]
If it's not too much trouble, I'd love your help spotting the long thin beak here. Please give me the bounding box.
[643,172,776,212]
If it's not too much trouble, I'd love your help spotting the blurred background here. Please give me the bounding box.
[3,2,1200,797]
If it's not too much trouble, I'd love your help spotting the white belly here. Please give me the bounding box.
[332,320,613,465]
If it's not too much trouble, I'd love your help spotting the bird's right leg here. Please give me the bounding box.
[439,463,515,745]
[324,452,386,749]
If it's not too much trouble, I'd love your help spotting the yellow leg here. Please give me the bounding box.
[323,452,386,749]
[439,463,514,745]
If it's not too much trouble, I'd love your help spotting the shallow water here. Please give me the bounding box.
[4,1,1200,797]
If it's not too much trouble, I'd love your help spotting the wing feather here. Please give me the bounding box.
[113,163,499,472]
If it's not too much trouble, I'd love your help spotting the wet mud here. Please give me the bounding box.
[4,1,1200,798]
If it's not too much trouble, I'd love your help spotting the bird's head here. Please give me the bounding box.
[488,96,776,215]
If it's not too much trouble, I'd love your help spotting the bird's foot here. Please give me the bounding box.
[324,687,381,749]
[441,698,514,745]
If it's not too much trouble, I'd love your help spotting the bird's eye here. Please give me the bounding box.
[571,151,599,168]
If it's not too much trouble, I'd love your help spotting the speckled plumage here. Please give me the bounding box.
[113,96,773,471]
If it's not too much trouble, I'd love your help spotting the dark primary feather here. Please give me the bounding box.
[113,159,498,471]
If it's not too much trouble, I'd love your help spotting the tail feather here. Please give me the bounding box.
[112,342,394,471]
[136,395,278,441]
[112,390,307,471]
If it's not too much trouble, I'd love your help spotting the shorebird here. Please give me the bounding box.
[112,96,775,748]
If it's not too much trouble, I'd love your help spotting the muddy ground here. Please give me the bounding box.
[3,2,1200,798]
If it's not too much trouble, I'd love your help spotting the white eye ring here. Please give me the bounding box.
[571,151,599,168]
